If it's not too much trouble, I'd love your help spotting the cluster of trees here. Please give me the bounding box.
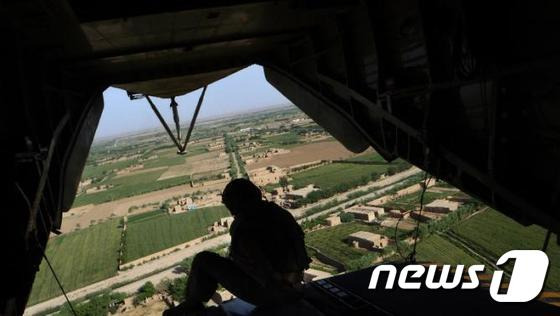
[292,172,380,208]
[418,201,481,237]
[224,133,248,178]
[279,176,289,191]
[346,253,376,271]
[228,152,238,178]
[300,215,328,231]
[194,172,227,183]
[163,277,187,302]
[346,190,368,200]
[235,151,247,178]
[339,212,354,223]
[57,291,126,316]
[277,136,299,146]
[293,125,324,136]
[302,200,341,218]
[119,228,127,264]
[386,161,411,176]
[223,133,237,154]
[133,282,156,305]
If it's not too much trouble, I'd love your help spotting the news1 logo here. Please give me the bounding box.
[368,250,549,302]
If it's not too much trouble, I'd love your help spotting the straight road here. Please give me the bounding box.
[291,167,421,218]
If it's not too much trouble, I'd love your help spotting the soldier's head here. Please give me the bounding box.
[221,178,262,216]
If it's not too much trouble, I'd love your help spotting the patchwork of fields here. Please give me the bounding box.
[73,170,192,207]
[304,197,560,292]
[450,209,560,290]
[30,105,560,313]
[29,219,122,305]
[124,206,230,262]
[158,151,229,181]
[73,144,220,208]
[28,205,231,305]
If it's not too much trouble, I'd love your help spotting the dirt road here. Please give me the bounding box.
[112,269,181,295]
[297,168,421,222]
[291,167,421,218]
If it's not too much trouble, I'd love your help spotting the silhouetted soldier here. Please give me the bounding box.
[164,178,311,315]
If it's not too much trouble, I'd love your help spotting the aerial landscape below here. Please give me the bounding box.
[26,105,560,316]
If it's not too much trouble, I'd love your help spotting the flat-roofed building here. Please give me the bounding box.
[388,209,410,219]
[347,231,391,251]
[447,194,471,203]
[345,205,379,222]
[325,215,341,226]
[284,184,318,200]
[425,199,460,213]
[410,210,446,222]
[369,206,385,217]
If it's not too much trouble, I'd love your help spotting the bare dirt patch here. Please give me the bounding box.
[247,141,358,170]
[61,180,229,233]
[117,299,168,316]
[380,217,417,231]
[113,166,168,179]
[158,151,228,180]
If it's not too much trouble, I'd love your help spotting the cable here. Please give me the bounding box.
[16,182,78,316]
[42,253,78,316]
[16,183,31,209]
[37,212,78,315]
[391,172,432,263]
[408,172,432,263]
[393,212,408,261]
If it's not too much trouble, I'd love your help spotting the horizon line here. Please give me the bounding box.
[93,102,295,142]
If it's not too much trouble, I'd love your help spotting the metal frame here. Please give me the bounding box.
[144,86,207,154]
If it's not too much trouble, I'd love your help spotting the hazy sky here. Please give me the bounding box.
[96,65,290,139]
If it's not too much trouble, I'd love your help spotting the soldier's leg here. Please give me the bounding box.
[183,251,283,309]
[182,251,222,310]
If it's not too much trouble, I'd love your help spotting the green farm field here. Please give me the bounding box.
[305,222,408,269]
[75,143,210,207]
[81,159,139,180]
[127,209,167,224]
[124,206,230,262]
[290,157,404,191]
[28,219,122,305]
[451,209,560,290]
[261,132,301,148]
[415,234,482,266]
[73,169,191,207]
[143,144,208,169]
[243,132,303,156]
